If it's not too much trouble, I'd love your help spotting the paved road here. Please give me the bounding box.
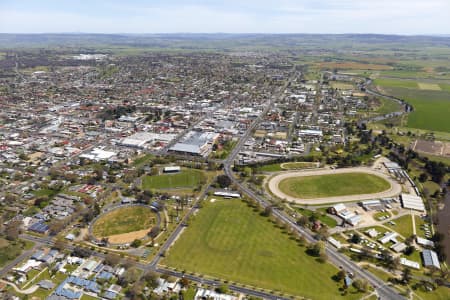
[222,77,404,300]
[226,164,403,300]
[19,233,290,300]
[0,247,36,278]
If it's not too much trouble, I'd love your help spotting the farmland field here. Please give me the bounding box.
[374,81,450,132]
[278,173,391,199]
[92,206,157,238]
[316,62,393,71]
[142,168,205,190]
[374,78,418,89]
[330,81,354,89]
[375,97,403,115]
[163,199,362,299]
[417,83,441,90]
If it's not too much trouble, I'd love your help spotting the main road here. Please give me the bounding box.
[222,79,404,300]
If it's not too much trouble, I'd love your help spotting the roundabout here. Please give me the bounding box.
[267,167,402,204]
[90,204,161,245]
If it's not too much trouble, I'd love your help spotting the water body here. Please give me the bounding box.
[436,190,450,265]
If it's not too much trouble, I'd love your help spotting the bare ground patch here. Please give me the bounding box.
[106,228,151,244]
[412,139,450,156]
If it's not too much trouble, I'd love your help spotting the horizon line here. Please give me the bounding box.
[1,32,449,37]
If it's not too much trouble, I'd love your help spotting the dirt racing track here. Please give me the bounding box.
[267,167,402,205]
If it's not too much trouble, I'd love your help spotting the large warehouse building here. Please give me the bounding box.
[401,193,425,212]
[169,131,219,157]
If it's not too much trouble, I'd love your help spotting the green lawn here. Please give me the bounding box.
[414,215,428,238]
[364,265,393,282]
[373,211,390,221]
[385,214,414,238]
[0,239,32,267]
[281,162,318,170]
[278,173,391,199]
[163,199,363,299]
[182,287,197,300]
[92,206,157,237]
[32,189,58,198]
[132,154,154,166]
[413,284,450,300]
[256,163,283,172]
[142,169,205,190]
[296,208,338,228]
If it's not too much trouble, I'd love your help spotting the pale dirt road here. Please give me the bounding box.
[267,167,402,205]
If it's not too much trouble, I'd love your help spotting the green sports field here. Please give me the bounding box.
[278,172,391,199]
[92,206,157,237]
[163,199,363,299]
[142,168,205,190]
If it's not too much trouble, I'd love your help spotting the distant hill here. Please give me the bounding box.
[1,33,450,51]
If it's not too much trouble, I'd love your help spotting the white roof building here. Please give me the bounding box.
[195,288,237,300]
[401,193,425,212]
[80,148,116,161]
[379,232,398,244]
[400,258,420,269]
[416,237,435,248]
[391,242,407,253]
[365,228,379,238]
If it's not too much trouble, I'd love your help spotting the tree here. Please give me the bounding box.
[261,206,273,217]
[215,284,229,294]
[404,245,415,256]
[149,226,160,239]
[352,279,369,292]
[105,253,121,266]
[318,251,328,263]
[150,167,159,176]
[419,173,428,183]
[308,241,325,257]
[130,239,142,248]
[142,271,160,289]
[48,219,65,235]
[180,277,190,287]
[351,233,361,244]
[72,246,92,258]
[5,219,21,241]
[120,267,141,286]
[315,226,330,241]
[297,216,308,227]
[53,239,67,251]
[216,175,231,188]
[401,268,412,284]
[336,270,346,281]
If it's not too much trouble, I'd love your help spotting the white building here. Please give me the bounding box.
[401,193,425,212]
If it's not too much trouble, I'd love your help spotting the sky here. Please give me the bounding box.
[0,0,449,35]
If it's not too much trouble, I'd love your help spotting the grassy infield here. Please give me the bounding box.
[164,199,362,299]
[92,206,157,237]
[142,168,205,190]
[278,173,391,199]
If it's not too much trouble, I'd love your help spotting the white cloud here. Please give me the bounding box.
[0,0,449,34]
